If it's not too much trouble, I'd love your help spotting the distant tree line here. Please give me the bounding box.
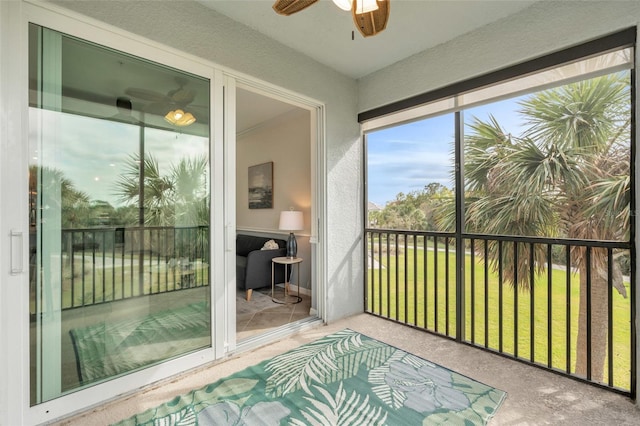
[29,153,209,230]
[368,182,453,231]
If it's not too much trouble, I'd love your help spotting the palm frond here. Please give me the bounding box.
[464,115,512,192]
[264,329,394,398]
[520,74,629,153]
[368,350,407,409]
[150,406,196,426]
[172,155,208,207]
[112,153,210,227]
[298,382,388,426]
[460,74,631,290]
[580,175,630,239]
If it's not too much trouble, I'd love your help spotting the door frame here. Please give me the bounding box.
[225,77,327,353]
[0,1,327,424]
[4,2,221,424]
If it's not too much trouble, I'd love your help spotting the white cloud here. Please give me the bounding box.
[32,110,208,208]
[367,147,454,204]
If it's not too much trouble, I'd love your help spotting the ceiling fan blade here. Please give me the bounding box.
[125,87,168,103]
[145,102,171,115]
[169,87,196,104]
[272,0,319,16]
[353,0,390,37]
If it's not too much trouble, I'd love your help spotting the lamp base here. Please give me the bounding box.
[286,232,297,258]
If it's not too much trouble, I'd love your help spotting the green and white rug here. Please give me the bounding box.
[114,329,506,425]
[70,302,210,384]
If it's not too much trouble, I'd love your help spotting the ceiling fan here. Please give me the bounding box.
[272,0,390,38]
[125,77,199,126]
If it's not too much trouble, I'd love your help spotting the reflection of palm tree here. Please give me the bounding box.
[29,165,91,229]
[29,165,92,277]
[114,153,209,226]
[172,156,209,226]
[446,74,629,382]
[115,154,174,226]
[114,154,210,261]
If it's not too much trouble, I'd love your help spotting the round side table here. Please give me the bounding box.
[271,256,303,304]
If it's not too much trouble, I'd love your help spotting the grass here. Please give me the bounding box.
[53,243,631,391]
[367,245,632,391]
[59,251,210,309]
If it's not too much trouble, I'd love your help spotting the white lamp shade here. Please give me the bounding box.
[279,210,303,231]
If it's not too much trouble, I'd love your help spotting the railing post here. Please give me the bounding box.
[361,227,633,395]
[455,110,465,342]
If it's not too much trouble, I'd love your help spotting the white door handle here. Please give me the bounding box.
[225,223,233,252]
[10,230,23,275]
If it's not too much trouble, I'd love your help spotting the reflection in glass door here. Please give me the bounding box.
[29,25,211,404]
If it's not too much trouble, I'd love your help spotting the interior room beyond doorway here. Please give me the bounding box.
[234,87,314,340]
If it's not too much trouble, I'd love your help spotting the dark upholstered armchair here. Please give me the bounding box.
[236,234,289,301]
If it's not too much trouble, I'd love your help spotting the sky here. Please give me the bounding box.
[30,109,209,208]
[36,94,529,210]
[366,96,527,207]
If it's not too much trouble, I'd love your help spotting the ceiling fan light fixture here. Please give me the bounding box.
[353,0,389,37]
[332,0,351,11]
[272,0,389,37]
[164,109,196,126]
[355,0,378,14]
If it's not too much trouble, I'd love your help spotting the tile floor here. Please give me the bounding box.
[236,287,312,341]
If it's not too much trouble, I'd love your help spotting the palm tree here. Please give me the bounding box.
[115,154,175,226]
[171,155,209,226]
[114,153,209,226]
[29,166,92,271]
[447,73,630,382]
[29,165,91,228]
[114,153,210,261]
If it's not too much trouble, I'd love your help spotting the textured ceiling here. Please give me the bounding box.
[56,0,540,132]
[197,0,538,79]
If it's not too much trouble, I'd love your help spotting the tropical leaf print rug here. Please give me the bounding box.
[114,329,506,425]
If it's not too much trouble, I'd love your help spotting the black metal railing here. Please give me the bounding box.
[366,228,635,397]
[55,226,210,310]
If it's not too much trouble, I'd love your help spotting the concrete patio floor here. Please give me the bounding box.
[57,313,639,425]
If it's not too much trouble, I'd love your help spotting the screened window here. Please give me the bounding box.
[365,45,633,242]
[364,31,635,394]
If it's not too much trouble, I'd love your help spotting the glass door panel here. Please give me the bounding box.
[29,24,211,404]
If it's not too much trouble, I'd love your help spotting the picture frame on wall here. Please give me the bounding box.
[248,161,273,209]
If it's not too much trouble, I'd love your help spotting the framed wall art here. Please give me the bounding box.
[248,161,273,209]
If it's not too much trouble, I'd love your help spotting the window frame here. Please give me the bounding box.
[362,28,637,399]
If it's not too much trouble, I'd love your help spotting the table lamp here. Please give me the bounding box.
[279,210,303,258]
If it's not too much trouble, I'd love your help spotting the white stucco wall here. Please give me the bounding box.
[49,0,363,323]
[358,0,640,407]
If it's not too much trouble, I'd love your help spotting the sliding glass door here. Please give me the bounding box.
[29,24,212,404]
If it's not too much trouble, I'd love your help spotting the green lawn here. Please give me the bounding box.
[60,253,210,308]
[367,245,632,391]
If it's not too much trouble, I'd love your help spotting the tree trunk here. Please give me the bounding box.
[574,261,612,382]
